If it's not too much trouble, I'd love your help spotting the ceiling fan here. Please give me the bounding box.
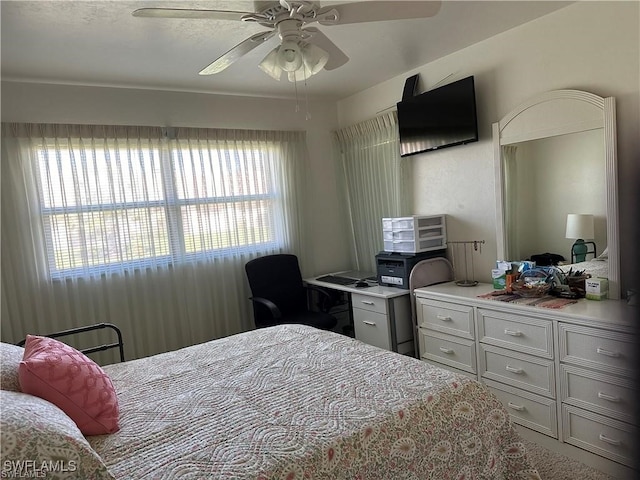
[132,1,442,82]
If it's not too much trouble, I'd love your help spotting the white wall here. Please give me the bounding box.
[336,1,639,291]
[0,81,352,276]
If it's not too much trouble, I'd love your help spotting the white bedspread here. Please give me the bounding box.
[89,325,540,479]
[559,258,608,278]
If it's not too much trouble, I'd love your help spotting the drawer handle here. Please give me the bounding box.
[596,347,620,358]
[504,329,523,337]
[597,391,621,403]
[439,347,454,354]
[437,315,452,322]
[505,365,524,374]
[507,402,525,412]
[361,300,375,306]
[362,320,376,326]
[598,433,622,446]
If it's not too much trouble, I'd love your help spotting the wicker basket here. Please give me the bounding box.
[511,280,551,298]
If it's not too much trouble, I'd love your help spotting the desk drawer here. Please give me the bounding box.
[562,405,637,467]
[419,329,476,374]
[561,364,637,424]
[559,323,637,377]
[480,345,555,398]
[353,309,390,350]
[416,297,474,340]
[485,379,557,438]
[352,293,388,315]
[477,309,552,359]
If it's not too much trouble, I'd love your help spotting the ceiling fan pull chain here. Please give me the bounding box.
[293,76,300,113]
[304,66,311,120]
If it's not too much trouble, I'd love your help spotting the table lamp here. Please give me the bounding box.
[565,213,594,262]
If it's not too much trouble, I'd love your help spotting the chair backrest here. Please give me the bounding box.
[409,257,454,292]
[409,257,454,358]
[245,254,308,323]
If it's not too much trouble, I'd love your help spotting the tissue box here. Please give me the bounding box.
[586,278,608,300]
[586,292,607,301]
[496,261,512,272]
[492,269,506,290]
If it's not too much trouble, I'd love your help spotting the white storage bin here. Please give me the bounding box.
[381,215,446,253]
[416,216,444,228]
[383,229,415,241]
[420,227,444,238]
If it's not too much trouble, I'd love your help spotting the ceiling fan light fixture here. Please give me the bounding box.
[301,43,329,75]
[258,48,283,80]
[276,40,303,72]
[258,39,330,83]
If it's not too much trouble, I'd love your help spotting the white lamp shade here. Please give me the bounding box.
[258,48,283,80]
[565,213,594,239]
[301,43,329,75]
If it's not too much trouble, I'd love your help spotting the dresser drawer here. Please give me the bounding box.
[477,309,553,359]
[353,309,390,350]
[416,297,474,340]
[559,323,637,377]
[429,363,478,380]
[419,329,476,374]
[562,404,637,468]
[484,379,557,438]
[560,364,637,424]
[351,293,388,315]
[480,345,555,398]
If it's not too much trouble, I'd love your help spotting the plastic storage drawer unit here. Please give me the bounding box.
[382,215,446,253]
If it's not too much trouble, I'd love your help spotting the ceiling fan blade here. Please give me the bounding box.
[132,7,252,21]
[303,27,348,71]
[316,1,441,26]
[199,31,276,75]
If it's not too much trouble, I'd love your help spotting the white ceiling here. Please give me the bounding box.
[1,1,572,100]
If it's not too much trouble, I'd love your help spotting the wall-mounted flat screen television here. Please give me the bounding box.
[397,75,478,157]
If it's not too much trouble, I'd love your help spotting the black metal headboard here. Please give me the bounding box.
[16,322,125,363]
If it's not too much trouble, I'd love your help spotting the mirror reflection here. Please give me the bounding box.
[503,129,607,270]
[494,89,619,299]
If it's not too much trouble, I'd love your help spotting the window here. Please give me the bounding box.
[35,137,282,279]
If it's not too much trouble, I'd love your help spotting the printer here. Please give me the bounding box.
[376,250,446,289]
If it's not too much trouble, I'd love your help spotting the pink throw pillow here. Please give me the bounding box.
[18,335,120,436]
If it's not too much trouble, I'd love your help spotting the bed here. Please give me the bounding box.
[1,324,541,479]
[557,247,609,278]
[559,257,608,279]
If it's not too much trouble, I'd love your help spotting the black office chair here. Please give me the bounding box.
[245,254,338,330]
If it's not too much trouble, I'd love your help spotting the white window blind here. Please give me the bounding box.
[30,130,294,279]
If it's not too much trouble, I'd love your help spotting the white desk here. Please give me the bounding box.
[305,275,413,355]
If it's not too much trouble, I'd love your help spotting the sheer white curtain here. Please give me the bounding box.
[333,111,412,273]
[1,123,308,361]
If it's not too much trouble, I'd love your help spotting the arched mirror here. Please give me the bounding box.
[493,90,620,299]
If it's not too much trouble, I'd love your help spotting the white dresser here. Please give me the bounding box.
[414,282,638,477]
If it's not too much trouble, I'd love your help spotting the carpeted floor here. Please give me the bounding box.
[523,439,617,480]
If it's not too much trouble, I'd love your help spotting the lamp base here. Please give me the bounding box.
[571,239,587,263]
